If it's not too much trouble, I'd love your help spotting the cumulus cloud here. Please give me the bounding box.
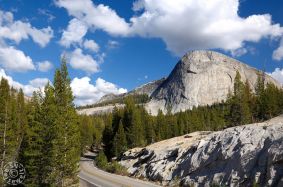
[37,60,53,72]
[0,9,53,72]
[0,68,49,96]
[0,10,53,47]
[273,39,283,61]
[268,68,283,85]
[60,18,88,47]
[0,68,127,106]
[129,0,283,55]
[23,78,50,96]
[70,76,127,106]
[0,46,35,72]
[68,48,100,73]
[83,39,99,52]
[55,0,130,36]
[56,0,283,56]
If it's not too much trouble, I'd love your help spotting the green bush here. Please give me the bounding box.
[106,161,128,175]
[96,151,108,169]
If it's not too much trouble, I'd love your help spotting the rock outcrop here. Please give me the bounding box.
[119,115,283,187]
[146,50,281,115]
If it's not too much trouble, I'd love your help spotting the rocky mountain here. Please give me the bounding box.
[119,115,283,187]
[77,50,281,115]
[96,77,166,104]
[146,50,281,115]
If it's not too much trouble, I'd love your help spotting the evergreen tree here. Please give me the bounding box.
[0,78,9,171]
[129,108,145,147]
[0,78,19,172]
[113,120,127,157]
[19,91,45,186]
[79,115,95,154]
[144,112,155,144]
[53,58,80,186]
[228,71,251,126]
[102,120,113,160]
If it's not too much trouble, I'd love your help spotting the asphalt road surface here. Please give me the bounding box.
[78,154,160,187]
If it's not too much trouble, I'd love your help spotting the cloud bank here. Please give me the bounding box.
[56,0,283,57]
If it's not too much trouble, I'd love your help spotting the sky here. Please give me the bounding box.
[0,0,283,106]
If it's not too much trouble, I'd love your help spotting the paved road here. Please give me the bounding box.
[78,155,160,187]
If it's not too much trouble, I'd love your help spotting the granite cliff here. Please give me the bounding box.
[146,50,281,115]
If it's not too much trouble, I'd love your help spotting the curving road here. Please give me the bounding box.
[79,154,160,187]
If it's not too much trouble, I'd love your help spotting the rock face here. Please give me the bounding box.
[146,50,281,115]
[119,115,283,187]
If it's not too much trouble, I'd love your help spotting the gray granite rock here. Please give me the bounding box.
[146,50,281,115]
[119,115,283,187]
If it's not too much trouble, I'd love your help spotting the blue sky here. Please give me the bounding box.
[0,0,283,106]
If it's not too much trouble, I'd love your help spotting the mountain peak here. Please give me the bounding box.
[146,50,281,115]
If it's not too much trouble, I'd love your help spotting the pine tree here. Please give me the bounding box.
[79,115,95,154]
[19,91,45,186]
[144,112,155,144]
[53,58,80,186]
[0,78,9,171]
[0,78,19,172]
[255,71,266,120]
[228,71,251,126]
[113,120,127,157]
[40,83,59,184]
[129,108,145,147]
[102,120,113,160]
[155,110,164,141]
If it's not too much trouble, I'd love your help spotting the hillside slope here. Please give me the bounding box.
[119,115,283,187]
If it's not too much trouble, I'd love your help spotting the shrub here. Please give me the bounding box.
[106,161,128,175]
[96,151,108,169]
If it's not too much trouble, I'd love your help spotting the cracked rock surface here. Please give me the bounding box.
[119,115,283,187]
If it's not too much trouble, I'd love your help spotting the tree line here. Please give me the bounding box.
[80,71,283,160]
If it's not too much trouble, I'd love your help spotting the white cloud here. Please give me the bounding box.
[56,0,283,56]
[37,60,53,72]
[231,48,248,57]
[83,39,99,52]
[107,40,119,49]
[38,8,56,22]
[60,18,88,47]
[0,46,35,72]
[0,10,53,47]
[55,0,130,36]
[273,39,283,61]
[23,78,50,96]
[0,68,22,89]
[0,68,49,96]
[268,68,283,85]
[129,0,283,55]
[71,76,127,106]
[68,48,100,73]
